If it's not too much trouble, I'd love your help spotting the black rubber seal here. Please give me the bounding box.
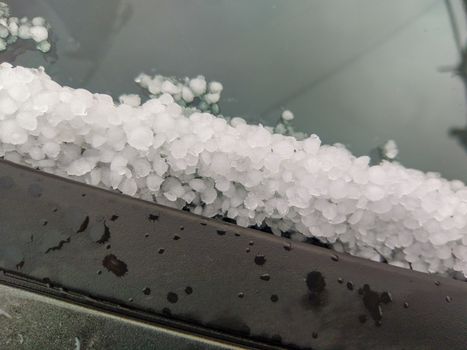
[0,159,466,349]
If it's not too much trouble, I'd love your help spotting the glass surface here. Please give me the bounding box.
[8,0,467,182]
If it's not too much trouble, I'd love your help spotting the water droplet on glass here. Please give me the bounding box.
[148,214,159,222]
[77,216,89,233]
[306,271,326,293]
[255,254,266,265]
[16,260,24,270]
[42,230,71,254]
[380,291,392,304]
[102,254,128,277]
[361,284,385,325]
[167,292,178,304]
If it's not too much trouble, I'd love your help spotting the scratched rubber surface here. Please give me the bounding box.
[0,159,466,350]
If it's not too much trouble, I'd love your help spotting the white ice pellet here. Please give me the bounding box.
[303,134,321,154]
[42,142,60,158]
[181,86,194,103]
[17,25,31,39]
[67,158,93,176]
[0,24,8,38]
[120,177,137,196]
[8,84,31,102]
[281,110,294,121]
[1,64,467,279]
[208,81,223,93]
[36,40,51,53]
[8,20,18,36]
[368,165,387,185]
[153,156,168,176]
[0,2,8,17]
[147,174,163,191]
[31,17,46,26]
[383,139,399,160]
[147,78,162,95]
[161,80,180,95]
[230,117,247,127]
[132,159,151,178]
[0,95,18,115]
[189,178,206,192]
[189,77,207,96]
[1,120,27,145]
[119,94,141,107]
[126,127,153,150]
[158,93,174,105]
[17,111,38,130]
[204,93,220,104]
[30,25,48,42]
[201,187,217,204]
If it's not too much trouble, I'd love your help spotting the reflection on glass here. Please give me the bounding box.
[10,0,467,183]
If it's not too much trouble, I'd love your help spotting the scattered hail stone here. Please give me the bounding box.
[1,63,467,279]
[119,94,141,107]
[281,110,294,121]
[135,72,223,115]
[0,2,51,52]
[274,109,307,140]
[382,139,399,160]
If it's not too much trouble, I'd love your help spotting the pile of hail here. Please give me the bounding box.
[1,63,467,280]
[0,2,51,53]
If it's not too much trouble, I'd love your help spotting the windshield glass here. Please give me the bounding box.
[10,0,467,182]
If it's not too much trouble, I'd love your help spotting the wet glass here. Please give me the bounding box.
[8,0,467,182]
